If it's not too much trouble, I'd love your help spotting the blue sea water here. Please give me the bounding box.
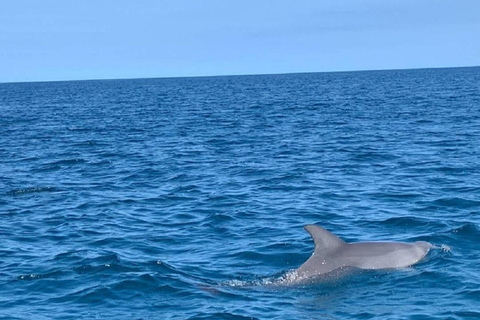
[1,67,479,319]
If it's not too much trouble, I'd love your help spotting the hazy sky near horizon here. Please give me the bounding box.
[1,0,479,82]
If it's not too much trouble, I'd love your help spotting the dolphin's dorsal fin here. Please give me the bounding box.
[304,225,346,253]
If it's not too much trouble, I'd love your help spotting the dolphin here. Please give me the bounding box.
[296,225,432,279]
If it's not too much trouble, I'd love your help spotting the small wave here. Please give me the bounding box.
[73,252,141,274]
[463,289,480,301]
[351,150,399,162]
[380,216,433,228]
[201,212,236,225]
[154,192,197,202]
[48,158,87,166]
[166,173,189,182]
[449,311,480,319]
[73,140,105,147]
[111,274,159,291]
[450,223,480,236]
[67,126,90,132]
[36,158,87,172]
[187,312,260,320]
[431,223,480,247]
[155,260,178,273]
[14,269,66,282]
[310,101,331,107]
[67,285,115,304]
[16,274,42,281]
[6,186,59,196]
[432,197,480,209]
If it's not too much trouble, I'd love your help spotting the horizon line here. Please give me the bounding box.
[1,64,479,85]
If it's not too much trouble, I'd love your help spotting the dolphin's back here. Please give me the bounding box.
[297,225,432,279]
[339,241,431,269]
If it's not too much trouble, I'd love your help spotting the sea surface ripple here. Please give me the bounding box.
[1,67,479,319]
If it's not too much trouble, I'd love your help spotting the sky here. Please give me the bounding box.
[1,0,479,83]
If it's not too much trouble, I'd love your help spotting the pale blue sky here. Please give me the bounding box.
[1,0,479,82]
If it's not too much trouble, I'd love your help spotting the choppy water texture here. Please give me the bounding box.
[1,67,480,319]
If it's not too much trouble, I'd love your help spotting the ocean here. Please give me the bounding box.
[1,67,479,319]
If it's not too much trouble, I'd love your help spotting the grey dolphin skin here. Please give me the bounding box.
[297,225,432,279]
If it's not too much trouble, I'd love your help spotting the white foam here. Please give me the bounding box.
[223,269,302,287]
[431,244,451,252]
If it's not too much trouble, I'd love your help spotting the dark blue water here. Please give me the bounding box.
[1,67,480,319]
